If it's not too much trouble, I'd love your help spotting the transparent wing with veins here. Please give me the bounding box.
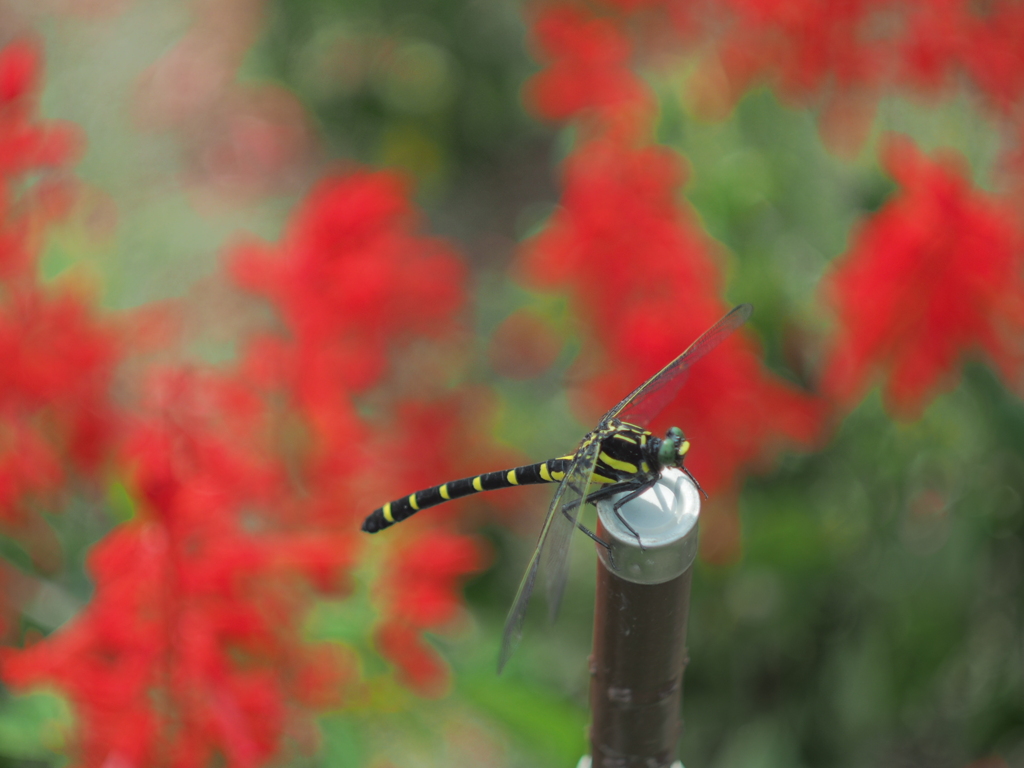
[608,304,752,427]
[498,437,601,673]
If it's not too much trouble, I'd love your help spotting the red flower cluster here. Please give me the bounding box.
[375,530,486,695]
[899,1,1024,114]
[0,290,119,512]
[692,0,883,104]
[575,0,1024,163]
[5,369,357,767]
[3,166,492,761]
[0,41,117,572]
[0,35,491,763]
[526,4,653,138]
[675,1,1024,106]
[231,172,465,401]
[0,40,82,279]
[229,173,489,695]
[823,137,1024,416]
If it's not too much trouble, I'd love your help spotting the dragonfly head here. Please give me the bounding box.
[658,426,690,468]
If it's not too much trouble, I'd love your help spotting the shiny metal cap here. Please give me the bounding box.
[595,468,700,585]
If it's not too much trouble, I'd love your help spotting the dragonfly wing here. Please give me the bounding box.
[609,303,752,427]
[541,437,601,620]
[498,437,601,673]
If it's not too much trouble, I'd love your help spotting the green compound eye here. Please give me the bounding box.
[659,427,685,466]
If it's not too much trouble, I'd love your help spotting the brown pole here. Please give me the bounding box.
[586,469,699,768]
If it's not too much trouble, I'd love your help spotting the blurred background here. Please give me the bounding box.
[0,1,1023,767]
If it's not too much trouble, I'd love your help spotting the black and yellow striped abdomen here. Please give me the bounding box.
[361,420,659,533]
[363,457,577,532]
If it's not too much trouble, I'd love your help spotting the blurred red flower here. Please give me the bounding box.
[229,170,476,528]
[947,2,1024,115]
[0,40,118,571]
[823,137,1024,416]
[375,620,449,698]
[574,0,1024,164]
[0,40,83,278]
[5,369,360,768]
[526,4,654,138]
[380,530,488,629]
[0,290,119,471]
[231,171,465,395]
[373,530,487,697]
[713,0,882,100]
[230,170,490,695]
[0,40,491,759]
[0,41,82,184]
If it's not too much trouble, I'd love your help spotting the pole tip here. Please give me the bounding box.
[595,468,700,585]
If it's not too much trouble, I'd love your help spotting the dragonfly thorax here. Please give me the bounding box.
[598,420,691,481]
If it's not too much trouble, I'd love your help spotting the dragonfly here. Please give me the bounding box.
[362,303,752,671]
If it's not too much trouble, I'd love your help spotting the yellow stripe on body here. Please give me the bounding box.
[408,494,420,511]
[540,463,552,482]
[641,462,650,473]
[640,434,647,447]
[383,502,394,523]
[472,476,484,492]
[440,484,450,500]
[612,433,637,444]
[550,470,565,481]
[600,452,637,474]
[507,470,519,485]
[590,473,616,484]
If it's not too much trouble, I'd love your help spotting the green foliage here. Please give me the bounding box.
[0,691,72,765]
[681,375,1024,766]
[262,0,539,198]
[460,673,588,766]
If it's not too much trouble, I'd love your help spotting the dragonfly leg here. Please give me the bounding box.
[557,501,611,549]
[611,478,660,551]
[577,482,643,508]
[560,488,604,514]
[558,485,640,550]
[561,483,645,517]
[682,465,708,499]
[576,520,611,550]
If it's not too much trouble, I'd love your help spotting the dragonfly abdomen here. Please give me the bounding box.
[362,457,574,532]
